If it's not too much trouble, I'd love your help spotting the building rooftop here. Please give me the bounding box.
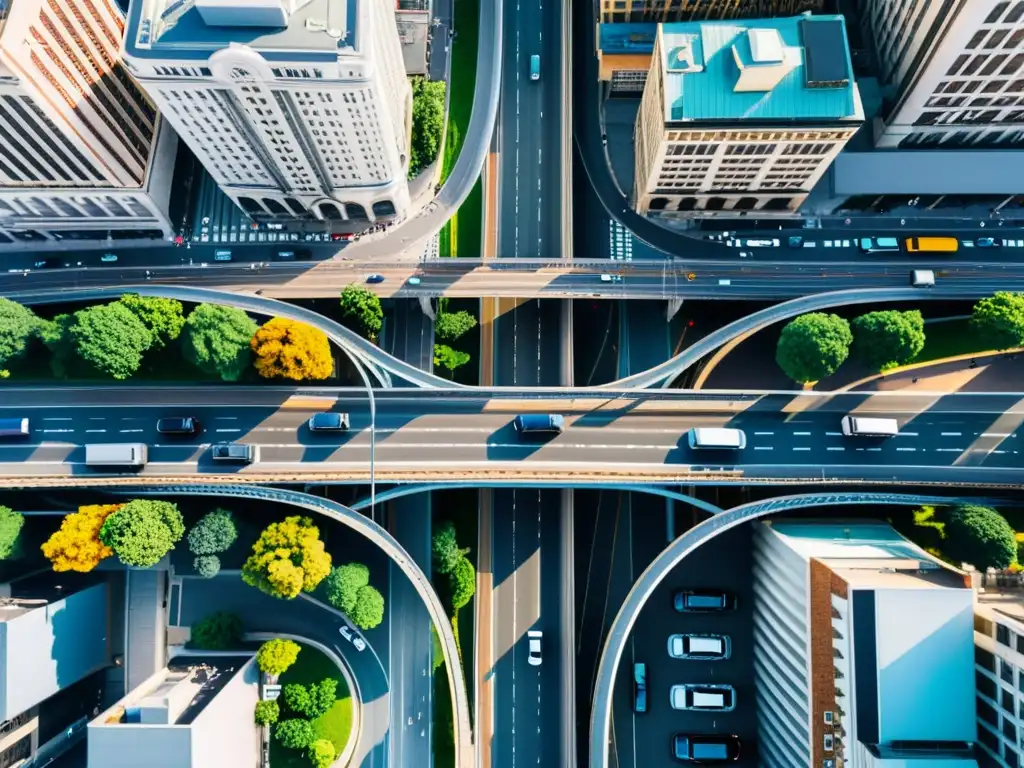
[99,656,248,727]
[124,0,357,62]
[598,23,656,55]
[657,14,860,124]
[0,572,106,622]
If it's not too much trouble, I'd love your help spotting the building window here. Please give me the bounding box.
[1002,687,1015,714]
[1002,659,1015,685]
[998,624,1013,647]
[1004,718,1017,744]
[979,696,1000,727]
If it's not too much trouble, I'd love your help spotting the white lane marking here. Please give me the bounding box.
[993,450,1008,454]
[867,447,882,451]
[826,447,844,451]
[793,431,811,436]
[119,429,144,434]
[753,446,773,451]
[895,431,919,436]
[42,417,73,422]
[793,447,811,451]
[940,432,962,437]
[896,447,917,451]
[936,448,962,452]
[753,431,774,436]
[981,433,1013,437]
[41,429,74,434]
[215,428,241,433]
[215,416,240,421]
[825,431,842,436]
[85,429,106,434]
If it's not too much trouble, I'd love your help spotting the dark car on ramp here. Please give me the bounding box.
[672,734,740,763]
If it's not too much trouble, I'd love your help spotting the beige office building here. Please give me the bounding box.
[633,15,863,218]
[0,0,175,248]
[122,0,412,225]
[867,0,1024,148]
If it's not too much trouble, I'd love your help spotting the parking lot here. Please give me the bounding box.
[611,521,758,767]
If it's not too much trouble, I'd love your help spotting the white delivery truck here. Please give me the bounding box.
[85,443,148,467]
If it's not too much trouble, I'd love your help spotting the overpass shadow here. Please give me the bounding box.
[570,397,646,428]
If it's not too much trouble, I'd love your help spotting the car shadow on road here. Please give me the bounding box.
[486,421,548,460]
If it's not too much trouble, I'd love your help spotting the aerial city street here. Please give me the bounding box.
[0,0,1024,767]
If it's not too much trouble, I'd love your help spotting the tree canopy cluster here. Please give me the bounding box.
[409,77,447,178]
[432,520,477,613]
[971,292,1024,350]
[0,296,338,384]
[187,508,238,579]
[339,285,383,340]
[0,506,24,561]
[943,504,1017,571]
[324,562,386,630]
[241,516,332,599]
[189,611,243,650]
[256,638,302,677]
[41,504,120,572]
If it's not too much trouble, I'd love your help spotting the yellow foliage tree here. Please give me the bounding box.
[250,318,333,382]
[241,516,332,599]
[41,504,121,572]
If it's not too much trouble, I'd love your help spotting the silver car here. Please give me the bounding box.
[667,634,731,660]
[670,684,736,712]
[527,629,543,666]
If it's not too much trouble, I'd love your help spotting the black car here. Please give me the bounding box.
[296,248,312,260]
[672,734,741,763]
[211,443,256,463]
[308,412,350,432]
[673,589,736,613]
[33,257,63,269]
[157,416,200,435]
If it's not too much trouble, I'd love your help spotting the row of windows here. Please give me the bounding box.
[271,67,326,80]
[154,66,212,78]
[945,52,1024,79]
[965,27,1024,52]
[665,130,851,142]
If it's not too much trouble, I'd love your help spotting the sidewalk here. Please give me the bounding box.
[841,351,1024,394]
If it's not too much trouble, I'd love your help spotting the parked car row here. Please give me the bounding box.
[633,588,743,763]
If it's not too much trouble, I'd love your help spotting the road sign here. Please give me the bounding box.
[262,684,281,701]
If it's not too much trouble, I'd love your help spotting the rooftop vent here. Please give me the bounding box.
[748,28,783,64]
[665,34,703,73]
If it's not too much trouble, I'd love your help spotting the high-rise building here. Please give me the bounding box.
[632,15,863,218]
[0,0,175,248]
[598,0,822,25]
[974,582,1024,766]
[752,519,978,768]
[866,0,1024,148]
[122,0,412,226]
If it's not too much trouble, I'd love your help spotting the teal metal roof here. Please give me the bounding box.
[659,14,859,123]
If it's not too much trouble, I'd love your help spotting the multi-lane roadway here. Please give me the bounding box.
[1,387,1022,486]
[10,256,1024,301]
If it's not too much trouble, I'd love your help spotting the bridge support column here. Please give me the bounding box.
[419,296,436,320]
[666,299,684,321]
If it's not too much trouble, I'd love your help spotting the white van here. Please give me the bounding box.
[667,634,731,660]
[841,416,899,437]
[687,427,746,450]
[911,269,935,286]
[85,442,148,467]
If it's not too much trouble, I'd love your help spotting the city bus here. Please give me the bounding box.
[904,236,959,253]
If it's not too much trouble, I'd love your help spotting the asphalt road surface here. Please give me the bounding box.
[1,388,1022,485]
[10,256,1024,301]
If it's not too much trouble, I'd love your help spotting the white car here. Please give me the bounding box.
[744,238,779,247]
[738,251,751,258]
[339,625,366,652]
[527,629,543,666]
[600,274,622,283]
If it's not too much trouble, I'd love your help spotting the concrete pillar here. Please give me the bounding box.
[419,295,435,320]
[666,298,684,321]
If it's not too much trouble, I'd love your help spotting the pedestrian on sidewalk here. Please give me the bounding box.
[912,377,918,383]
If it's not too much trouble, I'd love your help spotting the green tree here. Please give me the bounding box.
[308,739,335,768]
[944,504,1017,570]
[0,298,42,376]
[193,555,221,578]
[349,585,385,630]
[851,310,926,372]
[775,312,853,384]
[0,506,24,561]
[187,508,238,556]
[339,285,383,340]
[69,302,153,380]
[241,516,332,599]
[99,499,185,568]
[39,313,76,378]
[189,611,242,650]
[971,292,1024,350]
[450,556,476,610]
[409,77,446,177]
[182,303,258,381]
[254,699,280,726]
[431,624,445,671]
[433,344,470,376]
[432,520,469,575]
[435,310,478,342]
[286,678,337,720]
[118,294,186,350]
[324,562,370,614]
[282,683,312,716]
[275,718,316,750]
[256,638,301,677]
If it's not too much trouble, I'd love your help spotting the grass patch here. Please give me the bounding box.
[270,644,354,768]
[911,318,995,365]
[441,0,479,184]
[430,488,480,766]
[457,180,483,258]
